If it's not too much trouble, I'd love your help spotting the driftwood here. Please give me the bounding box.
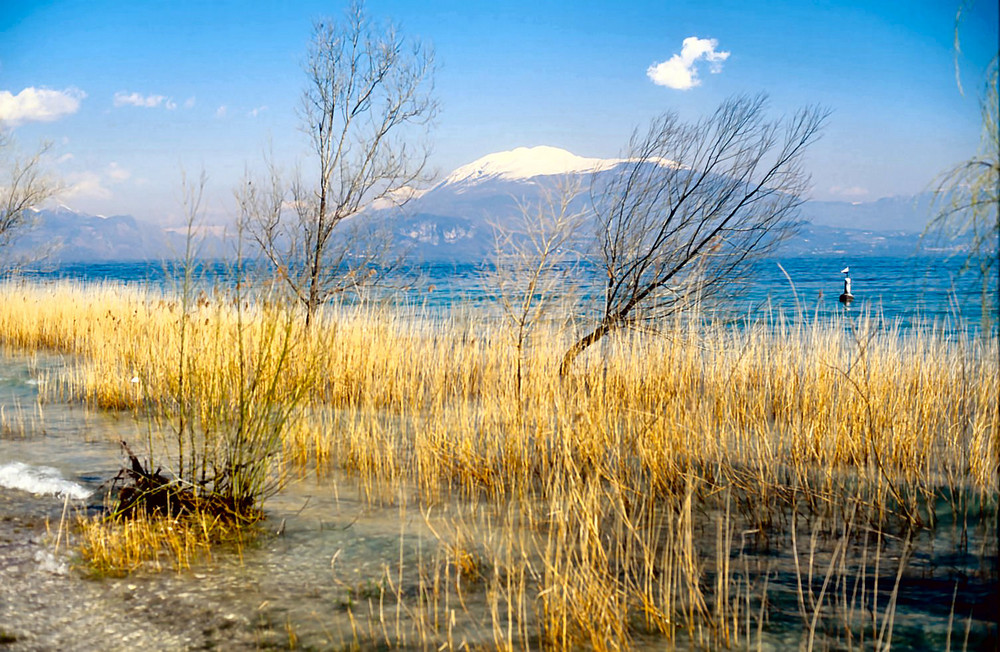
[111,441,196,518]
[109,441,261,522]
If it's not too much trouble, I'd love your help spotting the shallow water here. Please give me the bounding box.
[1,351,997,650]
[0,352,501,648]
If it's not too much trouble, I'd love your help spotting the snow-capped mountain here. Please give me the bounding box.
[385,146,939,261]
[441,145,619,186]
[3,146,941,265]
[380,146,630,261]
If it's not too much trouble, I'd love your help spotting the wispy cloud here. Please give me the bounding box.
[0,87,85,126]
[647,37,730,90]
[184,97,196,109]
[58,163,131,203]
[113,91,177,109]
[829,185,869,198]
[61,171,112,201]
[215,105,228,118]
[107,162,131,182]
[248,105,268,118]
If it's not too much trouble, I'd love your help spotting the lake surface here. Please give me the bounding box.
[9,254,999,334]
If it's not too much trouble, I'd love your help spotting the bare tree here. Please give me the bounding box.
[243,2,436,326]
[0,129,57,259]
[925,57,998,330]
[491,178,586,402]
[559,94,827,375]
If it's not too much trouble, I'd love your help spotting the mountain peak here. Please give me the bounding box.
[443,146,613,185]
[51,203,82,215]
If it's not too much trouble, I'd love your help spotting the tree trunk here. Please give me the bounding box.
[559,318,615,377]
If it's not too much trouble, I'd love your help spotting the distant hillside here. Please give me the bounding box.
[4,206,226,265]
[801,194,935,233]
[779,224,926,257]
[3,147,962,266]
[381,147,946,261]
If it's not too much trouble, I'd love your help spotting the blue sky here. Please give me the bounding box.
[1,0,997,225]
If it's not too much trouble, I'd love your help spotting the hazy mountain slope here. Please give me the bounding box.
[4,206,226,264]
[385,146,940,260]
[5,147,948,265]
[801,194,935,233]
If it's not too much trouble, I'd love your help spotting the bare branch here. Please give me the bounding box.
[923,55,998,330]
[560,94,827,375]
[492,177,587,399]
[244,1,436,326]
[1,133,58,258]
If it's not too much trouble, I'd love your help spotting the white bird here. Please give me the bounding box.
[839,266,854,304]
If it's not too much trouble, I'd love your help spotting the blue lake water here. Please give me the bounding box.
[7,254,998,335]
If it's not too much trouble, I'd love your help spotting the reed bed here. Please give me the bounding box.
[1,279,996,649]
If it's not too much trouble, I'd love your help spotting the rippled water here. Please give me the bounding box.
[10,254,998,334]
[0,353,502,648]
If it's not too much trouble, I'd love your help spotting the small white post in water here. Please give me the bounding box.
[839,266,854,304]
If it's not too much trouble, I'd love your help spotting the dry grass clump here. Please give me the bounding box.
[1,279,996,647]
[75,509,248,576]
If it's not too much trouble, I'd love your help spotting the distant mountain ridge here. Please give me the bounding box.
[15,206,177,262]
[387,146,940,261]
[804,195,935,233]
[3,206,227,266]
[3,147,948,265]
[439,145,660,186]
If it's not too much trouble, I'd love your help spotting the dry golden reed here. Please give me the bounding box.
[3,279,994,498]
[75,509,237,575]
[2,279,996,648]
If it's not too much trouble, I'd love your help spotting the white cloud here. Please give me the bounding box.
[829,185,869,198]
[215,105,228,118]
[58,163,130,203]
[113,91,170,108]
[184,97,196,109]
[647,37,730,90]
[60,171,112,201]
[248,105,268,118]
[107,162,131,182]
[0,87,85,126]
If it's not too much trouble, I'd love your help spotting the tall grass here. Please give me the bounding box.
[0,279,996,648]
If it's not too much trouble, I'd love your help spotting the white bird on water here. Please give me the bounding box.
[839,267,854,304]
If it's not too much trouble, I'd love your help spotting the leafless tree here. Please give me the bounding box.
[925,50,998,330]
[559,94,827,375]
[0,129,57,259]
[491,178,586,402]
[242,2,436,326]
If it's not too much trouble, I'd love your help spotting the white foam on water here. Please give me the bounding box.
[34,549,69,575]
[0,461,92,500]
